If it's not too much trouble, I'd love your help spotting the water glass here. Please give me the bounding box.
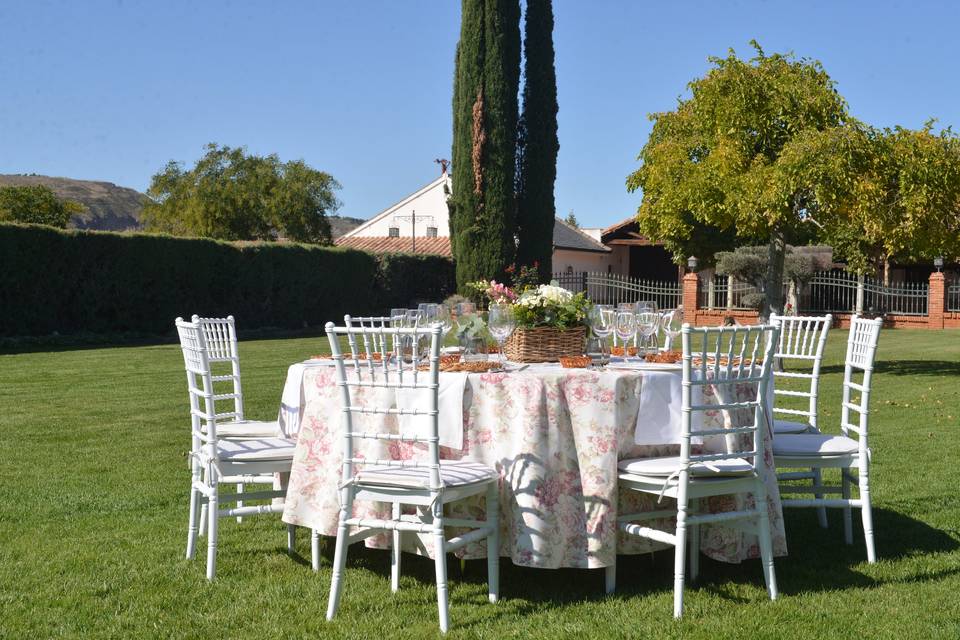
[589,304,614,363]
[615,310,636,356]
[487,303,516,366]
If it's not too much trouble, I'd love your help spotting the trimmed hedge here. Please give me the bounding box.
[0,223,455,337]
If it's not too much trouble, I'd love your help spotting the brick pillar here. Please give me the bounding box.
[682,272,699,325]
[928,271,945,329]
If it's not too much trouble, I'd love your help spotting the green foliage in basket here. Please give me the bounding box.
[512,283,590,330]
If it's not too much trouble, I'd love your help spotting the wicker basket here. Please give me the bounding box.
[503,326,587,363]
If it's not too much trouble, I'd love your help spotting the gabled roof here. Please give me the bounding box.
[553,217,611,253]
[335,235,451,257]
[600,216,661,246]
[341,174,450,238]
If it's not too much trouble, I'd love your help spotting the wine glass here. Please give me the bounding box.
[487,303,516,367]
[635,301,659,356]
[661,306,683,351]
[589,304,614,365]
[614,310,636,359]
[436,304,453,346]
[390,308,407,328]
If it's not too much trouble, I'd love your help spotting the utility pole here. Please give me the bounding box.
[393,209,434,253]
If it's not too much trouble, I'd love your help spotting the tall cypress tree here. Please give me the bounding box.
[515,0,558,282]
[450,0,521,292]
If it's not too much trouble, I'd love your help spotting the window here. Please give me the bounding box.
[566,265,574,274]
[388,227,399,238]
[426,226,438,238]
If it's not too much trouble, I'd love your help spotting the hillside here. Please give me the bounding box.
[328,215,365,238]
[0,174,145,231]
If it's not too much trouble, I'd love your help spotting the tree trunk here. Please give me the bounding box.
[763,226,786,320]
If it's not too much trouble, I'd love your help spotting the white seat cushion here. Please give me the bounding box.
[773,434,859,457]
[217,437,297,461]
[618,455,754,477]
[356,461,496,489]
[773,419,817,435]
[209,420,281,438]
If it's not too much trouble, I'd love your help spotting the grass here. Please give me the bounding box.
[0,329,958,638]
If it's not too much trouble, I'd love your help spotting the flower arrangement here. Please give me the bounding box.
[512,283,590,329]
[466,279,517,305]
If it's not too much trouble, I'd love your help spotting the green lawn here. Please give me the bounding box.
[1,329,958,638]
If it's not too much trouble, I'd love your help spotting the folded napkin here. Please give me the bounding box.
[397,372,468,450]
[634,369,700,445]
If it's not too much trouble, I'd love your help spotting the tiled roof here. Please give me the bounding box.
[552,217,611,253]
[335,235,452,257]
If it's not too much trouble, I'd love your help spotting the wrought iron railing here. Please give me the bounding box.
[698,275,766,311]
[552,272,682,310]
[799,270,928,316]
[948,280,960,312]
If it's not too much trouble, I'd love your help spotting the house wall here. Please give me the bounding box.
[346,179,451,238]
[552,248,616,274]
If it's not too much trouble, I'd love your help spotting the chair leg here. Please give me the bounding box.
[859,467,877,563]
[236,482,244,524]
[205,484,219,581]
[326,517,351,621]
[287,524,296,554]
[605,564,616,595]
[755,490,778,600]
[486,482,499,604]
[688,499,700,583]
[311,529,321,572]
[186,483,201,560]
[842,472,853,545]
[391,502,402,593]
[432,500,450,633]
[672,510,688,619]
[813,469,828,529]
[199,503,208,537]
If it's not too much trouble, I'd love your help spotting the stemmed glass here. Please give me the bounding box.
[635,301,659,356]
[487,303,516,367]
[589,304,614,365]
[661,305,683,350]
[436,304,453,346]
[614,310,636,359]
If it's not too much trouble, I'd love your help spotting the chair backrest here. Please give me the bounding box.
[840,315,883,446]
[679,323,780,479]
[326,321,444,493]
[344,315,394,360]
[194,315,246,421]
[768,313,832,429]
[175,316,225,450]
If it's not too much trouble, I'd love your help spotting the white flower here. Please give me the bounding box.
[536,284,572,304]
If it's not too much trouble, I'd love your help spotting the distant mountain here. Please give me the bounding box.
[329,215,365,239]
[0,174,146,231]
[0,174,365,239]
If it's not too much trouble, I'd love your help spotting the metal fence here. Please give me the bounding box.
[948,279,960,312]
[800,270,928,316]
[552,272,682,310]
[698,274,768,311]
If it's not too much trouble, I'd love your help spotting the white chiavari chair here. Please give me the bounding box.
[193,316,284,525]
[324,321,499,633]
[612,323,780,618]
[769,313,833,528]
[176,316,297,580]
[774,314,883,562]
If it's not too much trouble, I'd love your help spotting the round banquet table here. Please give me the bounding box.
[279,362,787,569]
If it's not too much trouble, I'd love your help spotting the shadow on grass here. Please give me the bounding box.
[820,360,960,378]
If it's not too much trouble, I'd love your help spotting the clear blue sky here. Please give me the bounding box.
[2,0,959,229]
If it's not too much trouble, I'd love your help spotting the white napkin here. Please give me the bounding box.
[397,372,468,450]
[277,360,336,437]
[635,370,711,445]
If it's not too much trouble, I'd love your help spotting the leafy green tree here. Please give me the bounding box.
[141,143,340,244]
[0,185,84,228]
[627,42,850,317]
[449,0,521,292]
[715,245,831,310]
[515,0,558,282]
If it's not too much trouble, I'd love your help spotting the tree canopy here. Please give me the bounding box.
[141,143,340,244]
[627,42,850,316]
[0,184,84,228]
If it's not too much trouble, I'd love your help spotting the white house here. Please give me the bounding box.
[337,173,615,272]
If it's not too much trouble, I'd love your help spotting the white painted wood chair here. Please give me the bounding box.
[768,314,833,434]
[324,321,499,633]
[769,313,833,528]
[612,323,780,618]
[774,314,883,562]
[176,316,297,580]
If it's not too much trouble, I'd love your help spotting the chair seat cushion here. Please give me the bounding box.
[356,461,496,489]
[210,420,280,438]
[773,434,859,457]
[217,437,297,461]
[773,419,818,435]
[618,455,754,477]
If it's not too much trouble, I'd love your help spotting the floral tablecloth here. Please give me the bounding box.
[280,365,787,569]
